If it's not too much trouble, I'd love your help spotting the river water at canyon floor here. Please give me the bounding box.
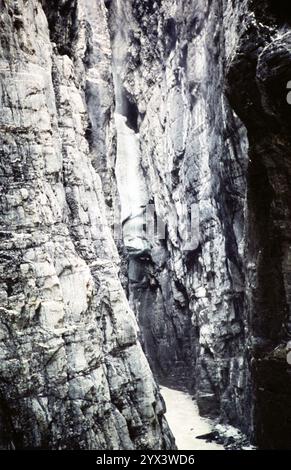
[160,387,224,450]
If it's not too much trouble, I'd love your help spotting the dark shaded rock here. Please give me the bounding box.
[226,4,291,449]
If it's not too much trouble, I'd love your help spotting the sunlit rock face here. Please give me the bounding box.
[0,0,174,450]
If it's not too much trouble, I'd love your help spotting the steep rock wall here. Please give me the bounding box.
[227,0,291,449]
[0,0,173,450]
[107,0,291,449]
[108,0,250,432]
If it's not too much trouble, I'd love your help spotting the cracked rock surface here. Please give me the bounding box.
[0,0,174,450]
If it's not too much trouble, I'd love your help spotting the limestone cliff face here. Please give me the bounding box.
[0,0,173,450]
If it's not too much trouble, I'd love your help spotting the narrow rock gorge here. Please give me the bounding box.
[0,0,291,451]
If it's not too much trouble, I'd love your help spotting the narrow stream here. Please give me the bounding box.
[160,387,224,450]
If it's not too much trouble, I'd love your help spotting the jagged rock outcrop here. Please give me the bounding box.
[0,0,174,450]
